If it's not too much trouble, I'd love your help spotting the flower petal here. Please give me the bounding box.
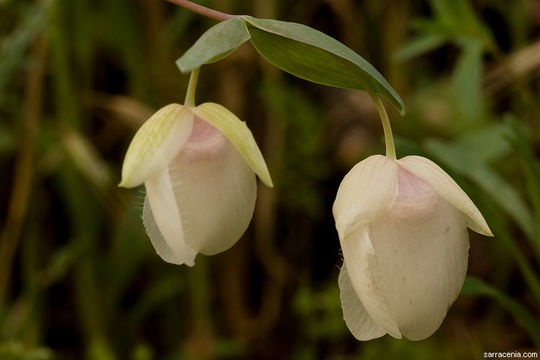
[333,155,398,239]
[368,194,470,340]
[119,104,194,188]
[342,227,402,338]
[144,168,197,266]
[142,196,189,264]
[169,134,257,255]
[339,265,387,340]
[398,156,492,236]
[192,102,273,187]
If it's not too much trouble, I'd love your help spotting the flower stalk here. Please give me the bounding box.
[185,67,200,107]
[371,94,396,160]
[164,0,236,22]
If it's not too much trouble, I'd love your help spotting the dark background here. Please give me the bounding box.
[0,0,539,359]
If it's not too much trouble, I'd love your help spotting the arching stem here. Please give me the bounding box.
[185,67,200,107]
[371,94,396,160]
[164,0,237,22]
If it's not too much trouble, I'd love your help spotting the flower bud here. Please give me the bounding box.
[120,102,272,266]
[333,155,492,340]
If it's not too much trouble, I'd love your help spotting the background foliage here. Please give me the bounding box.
[0,0,539,359]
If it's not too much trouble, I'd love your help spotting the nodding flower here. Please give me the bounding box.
[333,154,492,340]
[119,101,272,266]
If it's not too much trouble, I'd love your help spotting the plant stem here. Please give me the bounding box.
[371,94,396,160]
[164,0,237,22]
[184,67,200,107]
[0,37,46,303]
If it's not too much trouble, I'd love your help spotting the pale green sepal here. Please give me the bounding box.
[176,17,251,73]
[119,104,194,188]
[242,16,405,115]
[193,102,273,187]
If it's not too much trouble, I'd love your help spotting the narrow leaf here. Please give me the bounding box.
[393,34,447,63]
[243,16,405,115]
[453,123,512,164]
[453,40,483,122]
[176,17,251,73]
[462,276,540,346]
[426,140,536,241]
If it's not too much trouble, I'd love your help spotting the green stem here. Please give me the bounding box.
[164,0,237,22]
[371,94,396,160]
[184,67,200,107]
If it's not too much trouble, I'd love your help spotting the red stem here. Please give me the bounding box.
[164,0,237,22]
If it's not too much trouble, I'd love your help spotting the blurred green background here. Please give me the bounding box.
[1,0,539,359]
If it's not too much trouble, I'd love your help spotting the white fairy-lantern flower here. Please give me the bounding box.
[119,100,272,266]
[333,154,492,341]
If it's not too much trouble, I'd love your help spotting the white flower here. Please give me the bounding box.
[119,102,272,266]
[333,154,492,341]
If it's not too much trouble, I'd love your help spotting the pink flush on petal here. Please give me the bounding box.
[390,165,438,218]
[181,116,227,160]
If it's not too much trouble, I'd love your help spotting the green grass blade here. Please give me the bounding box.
[462,276,540,346]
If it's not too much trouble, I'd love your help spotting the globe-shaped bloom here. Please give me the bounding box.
[333,154,492,341]
[119,103,272,266]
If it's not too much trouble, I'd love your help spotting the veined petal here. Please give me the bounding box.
[398,156,492,236]
[144,168,197,266]
[169,132,257,255]
[339,265,387,340]
[333,155,398,239]
[342,227,402,338]
[119,104,194,188]
[192,102,273,187]
[369,194,470,340]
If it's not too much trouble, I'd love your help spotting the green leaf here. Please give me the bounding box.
[393,34,447,63]
[176,17,251,73]
[462,276,540,346]
[453,123,512,164]
[426,139,536,242]
[243,16,405,115]
[453,40,483,122]
[505,114,540,251]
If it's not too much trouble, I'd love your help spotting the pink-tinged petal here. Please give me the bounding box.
[144,168,197,266]
[169,118,257,255]
[193,102,273,187]
[333,155,398,239]
[339,265,387,340]
[119,104,194,188]
[342,227,402,339]
[398,156,492,236]
[368,168,470,340]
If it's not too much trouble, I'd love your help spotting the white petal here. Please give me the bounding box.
[119,104,194,188]
[368,194,470,340]
[169,134,257,255]
[193,102,273,187]
[342,228,402,338]
[144,168,197,266]
[398,156,492,236]
[339,265,387,340]
[333,155,398,239]
[142,196,187,264]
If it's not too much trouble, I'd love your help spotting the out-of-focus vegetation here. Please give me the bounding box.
[0,0,539,359]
